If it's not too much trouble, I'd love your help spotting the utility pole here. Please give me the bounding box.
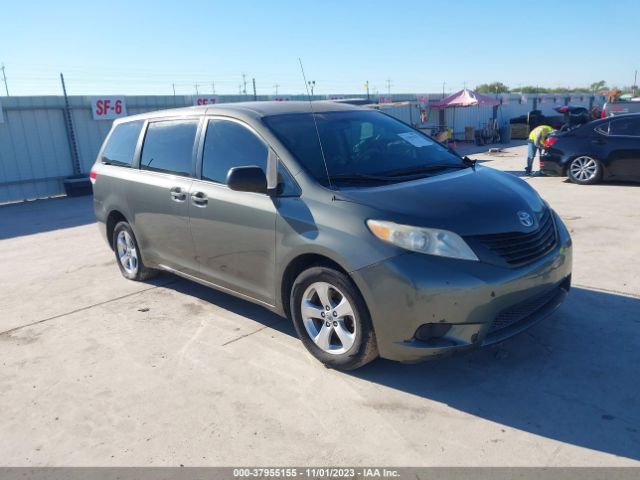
[252,77,257,100]
[1,64,8,96]
[307,80,315,96]
[242,73,248,95]
[386,78,392,95]
[172,83,176,96]
[634,70,638,97]
[274,84,279,95]
[212,81,216,95]
[365,80,370,101]
[194,84,199,95]
[442,81,446,99]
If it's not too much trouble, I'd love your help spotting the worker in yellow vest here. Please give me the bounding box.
[526,125,554,175]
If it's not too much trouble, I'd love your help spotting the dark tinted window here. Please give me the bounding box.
[610,118,640,136]
[102,120,144,166]
[140,120,198,176]
[202,119,268,183]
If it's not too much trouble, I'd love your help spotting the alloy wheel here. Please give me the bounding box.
[116,230,138,275]
[570,156,598,182]
[301,282,357,355]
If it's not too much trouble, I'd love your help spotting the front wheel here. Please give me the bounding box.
[290,266,378,370]
[568,156,602,185]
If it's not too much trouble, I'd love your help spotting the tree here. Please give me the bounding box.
[475,82,510,94]
[516,85,548,93]
[590,80,607,92]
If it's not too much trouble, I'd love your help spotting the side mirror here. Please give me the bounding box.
[226,166,268,194]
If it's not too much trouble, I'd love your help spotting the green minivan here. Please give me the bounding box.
[92,101,572,370]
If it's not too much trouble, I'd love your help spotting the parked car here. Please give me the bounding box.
[554,105,591,131]
[510,107,591,133]
[601,100,640,118]
[541,113,640,184]
[91,102,572,370]
[509,109,564,130]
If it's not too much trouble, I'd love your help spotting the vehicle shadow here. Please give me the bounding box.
[502,170,531,178]
[165,276,297,338]
[351,286,640,461]
[0,195,95,240]
[162,274,640,460]
[561,178,640,187]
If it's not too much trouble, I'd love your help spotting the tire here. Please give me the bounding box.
[290,266,378,370]
[567,156,603,185]
[112,221,158,281]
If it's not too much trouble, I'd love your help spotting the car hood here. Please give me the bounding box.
[335,166,546,236]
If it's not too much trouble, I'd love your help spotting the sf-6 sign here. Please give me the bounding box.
[91,96,127,120]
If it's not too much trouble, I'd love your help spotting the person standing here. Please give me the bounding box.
[526,124,553,175]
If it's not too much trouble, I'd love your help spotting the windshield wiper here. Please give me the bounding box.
[328,173,403,184]
[381,163,469,177]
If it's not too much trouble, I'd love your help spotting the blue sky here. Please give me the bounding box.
[2,0,638,96]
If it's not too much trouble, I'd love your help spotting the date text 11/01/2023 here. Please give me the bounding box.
[232,468,400,478]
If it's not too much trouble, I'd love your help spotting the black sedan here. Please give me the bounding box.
[541,113,640,184]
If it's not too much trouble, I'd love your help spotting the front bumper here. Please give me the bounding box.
[540,150,566,176]
[351,211,573,362]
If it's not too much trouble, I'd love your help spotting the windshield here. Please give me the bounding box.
[263,110,465,187]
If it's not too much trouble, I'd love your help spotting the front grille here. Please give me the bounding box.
[489,286,561,333]
[473,210,557,266]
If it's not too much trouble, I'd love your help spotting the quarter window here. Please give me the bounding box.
[102,120,144,166]
[595,122,609,135]
[140,120,199,176]
[201,119,268,183]
[610,118,640,137]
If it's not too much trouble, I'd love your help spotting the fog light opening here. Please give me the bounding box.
[415,323,453,343]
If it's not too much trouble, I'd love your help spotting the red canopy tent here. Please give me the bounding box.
[431,88,500,142]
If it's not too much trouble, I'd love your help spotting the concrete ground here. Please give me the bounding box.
[0,143,638,466]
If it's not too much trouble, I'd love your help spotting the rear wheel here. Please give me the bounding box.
[568,156,602,185]
[112,221,158,281]
[290,266,378,370]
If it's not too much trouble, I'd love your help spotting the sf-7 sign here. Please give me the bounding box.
[91,96,127,120]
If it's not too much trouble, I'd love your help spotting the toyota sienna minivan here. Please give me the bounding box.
[92,101,572,370]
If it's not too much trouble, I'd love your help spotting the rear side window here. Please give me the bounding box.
[201,119,268,183]
[610,118,640,137]
[140,120,199,176]
[595,122,609,135]
[102,120,144,166]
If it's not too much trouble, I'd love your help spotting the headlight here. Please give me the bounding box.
[366,219,479,261]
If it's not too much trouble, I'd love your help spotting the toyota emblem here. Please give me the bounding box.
[517,211,534,227]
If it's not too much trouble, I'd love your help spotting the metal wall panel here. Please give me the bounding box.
[0,96,73,203]
[0,92,607,203]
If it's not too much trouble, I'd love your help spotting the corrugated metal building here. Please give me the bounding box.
[0,92,608,204]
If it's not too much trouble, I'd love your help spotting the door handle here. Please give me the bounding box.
[592,139,605,145]
[170,187,187,202]
[191,191,208,207]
